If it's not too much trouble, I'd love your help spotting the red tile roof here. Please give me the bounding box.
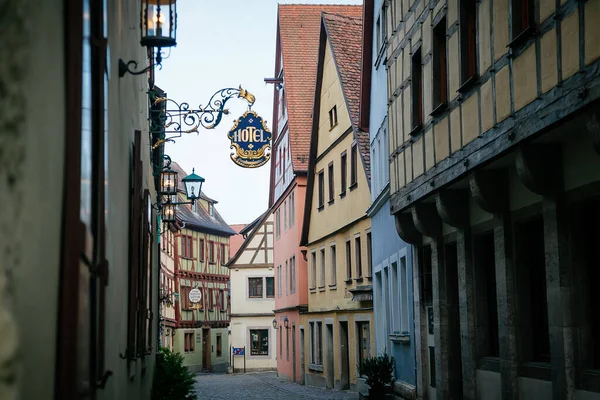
[278,4,363,172]
[322,12,370,180]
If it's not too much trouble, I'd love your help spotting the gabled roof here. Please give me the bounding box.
[169,162,236,236]
[277,4,363,173]
[227,210,271,267]
[300,9,370,247]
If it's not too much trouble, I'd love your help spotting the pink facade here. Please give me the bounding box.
[273,177,308,383]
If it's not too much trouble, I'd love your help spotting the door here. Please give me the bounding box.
[202,328,211,371]
[340,321,350,390]
[356,321,371,372]
[292,324,297,383]
[326,324,334,389]
[299,327,305,384]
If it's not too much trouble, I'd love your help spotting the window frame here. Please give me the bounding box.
[329,105,338,129]
[340,151,348,196]
[459,0,478,89]
[328,162,335,204]
[350,144,358,189]
[318,169,325,210]
[432,17,448,114]
[345,239,353,282]
[250,329,269,356]
[266,276,275,298]
[248,277,264,298]
[411,46,423,132]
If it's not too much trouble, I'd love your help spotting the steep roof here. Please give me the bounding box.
[277,4,363,172]
[228,224,247,258]
[227,210,271,267]
[323,12,371,180]
[169,163,236,236]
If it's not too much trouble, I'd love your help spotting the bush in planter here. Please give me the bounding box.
[358,353,395,398]
[152,347,197,400]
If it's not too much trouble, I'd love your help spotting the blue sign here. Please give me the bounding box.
[228,110,272,168]
[232,347,245,356]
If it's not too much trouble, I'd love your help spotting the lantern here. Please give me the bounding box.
[272,319,277,329]
[284,317,289,329]
[181,168,205,201]
[161,201,176,223]
[141,0,177,49]
[160,168,178,195]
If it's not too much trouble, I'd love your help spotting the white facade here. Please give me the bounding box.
[229,213,277,371]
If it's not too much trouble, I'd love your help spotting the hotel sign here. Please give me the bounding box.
[228,110,272,168]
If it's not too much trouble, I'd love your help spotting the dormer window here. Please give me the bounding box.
[209,203,214,217]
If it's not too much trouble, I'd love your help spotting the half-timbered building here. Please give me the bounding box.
[228,211,276,372]
[160,162,236,373]
[384,0,600,399]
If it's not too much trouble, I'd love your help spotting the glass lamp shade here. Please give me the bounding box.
[272,319,277,329]
[141,0,177,48]
[160,169,178,195]
[284,317,289,329]
[161,202,176,223]
[181,168,205,201]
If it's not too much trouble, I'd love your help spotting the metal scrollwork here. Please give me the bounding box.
[149,86,255,149]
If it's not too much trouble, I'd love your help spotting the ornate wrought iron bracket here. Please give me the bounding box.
[149,86,256,147]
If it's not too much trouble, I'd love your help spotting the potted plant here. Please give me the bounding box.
[358,353,395,399]
[152,347,197,400]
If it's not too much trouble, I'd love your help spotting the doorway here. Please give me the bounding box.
[445,242,463,398]
[202,328,211,371]
[292,324,297,383]
[326,324,334,388]
[299,327,305,385]
[356,321,371,371]
[339,321,350,390]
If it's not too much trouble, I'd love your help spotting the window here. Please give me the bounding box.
[319,248,326,288]
[309,322,315,363]
[429,346,436,387]
[355,236,363,278]
[208,203,215,217]
[219,289,225,310]
[280,327,283,357]
[391,261,400,332]
[316,322,323,365]
[318,170,325,210]
[182,235,193,258]
[199,238,205,262]
[286,327,290,360]
[311,252,317,289]
[460,0,477,85]
[276,209,281,239]
[366,232,372,277]
[283,147,287,183]
[285,260,289,295]
[376,16,382,51]
[289,191,295,227]
[330,245,337,285]
[278,265,282,297]
[329,105,338,129]
[250,329,269,355]
[420,245,433,305]
[411,47,423,129]
[216,334,222,357]
[511,0,533,40]
[346,240,352,281]
[340,151,348,195]
[284,200,287,231]
[350,144,358,188]
[249,277,263,298]
[208,288,215,309]
[184,332,195,352]
[220,243,226,265]
[290,256,296,294]
[209,241,216,263]
[474,233,499,357]
[432,17,448,109]
[192,201,198,213]
[328,162,335,204]
[180,286,191,309]
[266,277,275,298]
[400,257,409,333]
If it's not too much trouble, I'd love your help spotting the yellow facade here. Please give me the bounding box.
[302,36,374,390]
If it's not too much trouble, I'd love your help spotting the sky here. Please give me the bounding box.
[156,0,362,225]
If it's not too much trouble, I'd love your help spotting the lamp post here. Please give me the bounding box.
[119,0,177,77]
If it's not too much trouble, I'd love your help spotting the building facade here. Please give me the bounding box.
[384,0,600,399]
[160,162,235,373]
[268,4,365,384]
[228,212,276,372]
[1,0,162,399]
[299,10,375,392]
[361,0,416,398]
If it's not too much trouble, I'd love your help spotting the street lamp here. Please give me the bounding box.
[283,317,289,330]
[159,168,205,223]
[181,168,204,201]
[119,0,178,77]
[272,319,277,329]
[160,168,178,196]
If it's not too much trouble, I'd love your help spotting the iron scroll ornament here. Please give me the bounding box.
[149,86,256,149]
[227,110,272,168]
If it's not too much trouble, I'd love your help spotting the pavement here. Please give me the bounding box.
[194,371,359,400]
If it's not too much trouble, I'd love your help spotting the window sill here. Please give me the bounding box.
[457,75,479,94]
[328,199,334,205]
[328,284,337,290]
[339,191,347,199]
[409,124,423,137]
[389,333,410,344]
[349,182,358,191]
[430,101,448,117]
[181,256,193,260]
[519,361,551,381]
[317,205,324,212]
[365,276,373,282]
[308,364,324,372]
[477,356,500,372]
[318,286,326,292]
[354,277,364,283]
[309,288,317,293]
[508,26,535,50]
[344,279,353,284]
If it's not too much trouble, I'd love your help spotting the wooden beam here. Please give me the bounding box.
[412,203,443,238]
[469,170,509,215]
[515,144,563,195]
[394,212,422,245]
[435,189,470,228]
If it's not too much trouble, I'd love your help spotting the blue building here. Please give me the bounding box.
[360,0,416,398]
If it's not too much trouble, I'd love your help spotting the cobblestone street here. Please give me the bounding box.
[194,372,358,400]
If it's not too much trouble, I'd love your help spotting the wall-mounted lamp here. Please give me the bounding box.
[119,0,177,78]
[160,168,205,223]
[272,319,277,329]
[283,317,289,329]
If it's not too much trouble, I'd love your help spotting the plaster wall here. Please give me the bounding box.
[230,316,277,371]
[174,327,229,373]
[230,267,275,315]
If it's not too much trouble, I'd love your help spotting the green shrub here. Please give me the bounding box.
[152,347,197,400]
[358,353,395,398]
